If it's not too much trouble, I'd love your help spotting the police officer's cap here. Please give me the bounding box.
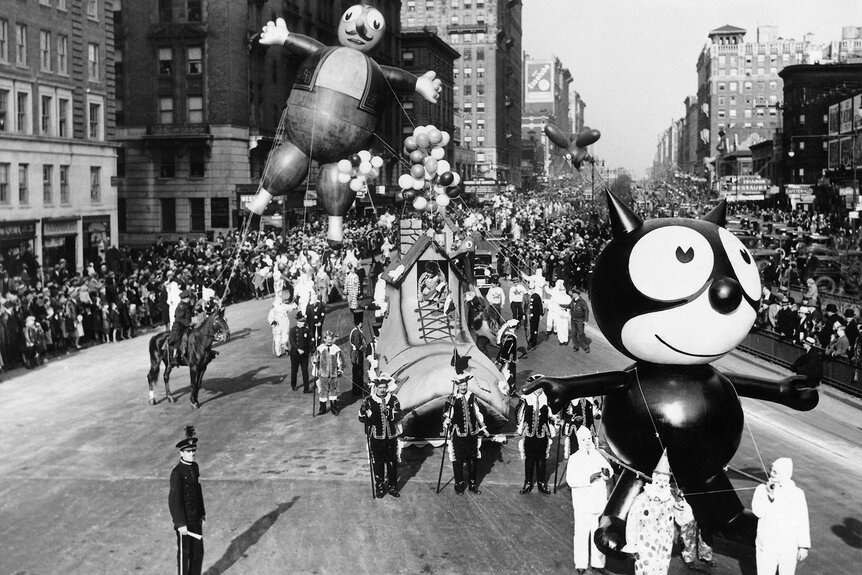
[176,425,198,450]
[180,289,193,298]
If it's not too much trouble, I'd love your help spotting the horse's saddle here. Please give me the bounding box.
[165,332,193,366]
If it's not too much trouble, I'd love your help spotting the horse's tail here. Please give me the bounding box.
[148,333,166,384]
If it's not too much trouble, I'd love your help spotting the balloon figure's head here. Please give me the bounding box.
[338,3,386,53]
[590,192,761,365]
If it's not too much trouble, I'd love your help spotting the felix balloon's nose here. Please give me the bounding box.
[709,277,743,315]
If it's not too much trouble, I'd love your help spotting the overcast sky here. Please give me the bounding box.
[522,0,862,179]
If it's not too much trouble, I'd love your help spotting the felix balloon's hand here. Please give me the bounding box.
[416,71,443,103]
[779,374,819,411]
[260,18,290,46]
[595,516,629,559]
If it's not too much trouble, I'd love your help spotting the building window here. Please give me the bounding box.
[58,0,67,10]
[744,108,752,118]
[59,165,69,203]
[159,47,172,75]
[58,97,70,137]
[158,0,171,22]
[88,101,102,139]
[160,147,176,178]
[402,50,414,65]
[799,113,805,126]
[18,164,28,204]
[87,43,99,80]
[477,67,484,78]
[476,33,485,42]
[451,15,459,24]
[427,0,435,9]
[40,30,51,71]
[0,163,8,204]
[211,197,229,228]
[16,24,27,67]
[16,91,30,133]
[87,0,98,19]
[406,17,415,28]
[118,197,126,233]
[718,96,726,106]
[729,81,738,92]
[407,1,415,11]
[57,34,67,74]
[0,19,7,63]
[43,164,53,204]
[161,198,176,232]
[463,85,472,96]
[464,67,472,78]
[187,96,202,123]
[717,82,725,92]
[476,102,484,111]
[186,0,201,21]
[190,198,205,231]
[189,147,205,177]
[159,97,173,124]
[187,46,201,74]
[0,89,8,132]
[90,166,101,202]
[40,94,53,135]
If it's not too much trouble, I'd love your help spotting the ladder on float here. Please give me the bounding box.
[415,298,456,343]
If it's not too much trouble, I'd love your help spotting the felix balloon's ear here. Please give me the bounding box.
[701,200,728,227]
[606,190,643,239]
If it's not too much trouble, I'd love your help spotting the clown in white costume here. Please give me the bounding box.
[294,265,315,311]
[166,280,182,329]
[267,297,292,357]
[752,458,810,575]
[566,426,613,574]
[549,280,572,344]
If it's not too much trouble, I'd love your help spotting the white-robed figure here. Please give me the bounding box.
[294,265,315,311]
[752,457,810,575]
[566,426,613,574]
[549,280,572,344]
[267,297,292,357]
[166,280,182,329]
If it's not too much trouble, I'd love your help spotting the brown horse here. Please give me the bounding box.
[147,307,230,408]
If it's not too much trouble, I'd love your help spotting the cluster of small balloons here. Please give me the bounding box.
[490,194,513,211]
[396,125,462,212]
[461,212,487,232]
[336,149,384,193]
[377,212,397,230]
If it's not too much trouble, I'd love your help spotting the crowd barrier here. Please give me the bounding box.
[738,330,862,398]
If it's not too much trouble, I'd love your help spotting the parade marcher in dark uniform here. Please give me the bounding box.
[495,319,519,396]
[517,386,556,494]
[169,426,206,575]
[168,290,194,365]
[571,289,591,353]
[289,313,311,392]
[561,397,601,459]
[443,372,488,494]
[305,292,326,349]
[359,373,403,498]
[349,311,368,397]
[526,287,544,350]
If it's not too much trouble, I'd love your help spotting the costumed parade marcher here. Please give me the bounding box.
[313,330,344,415]
[267,297,291,357]
[305,292,326,349]
[359,373,403,498]
[349,311,368,396]
[566,426,613,575]
[516,386,555,494]
[443,371,488,495]
[168,426,206,575]
[168,290,194,365]
[677,496,715,570]
[289,313,311,392]
[526,286,544,351]
[624,451,688,575]
[509,280,527,327]
[752,457,810,575]
[561,397,601,459]
[495,319,519,397]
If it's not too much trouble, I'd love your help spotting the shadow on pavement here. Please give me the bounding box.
[196,367,281,406]
[399,444,436,492]
[203,497,300,575]
[832,517,862,548]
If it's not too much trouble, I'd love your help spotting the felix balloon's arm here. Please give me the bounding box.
[260,17,324,57]
[724,372,819,411]
[379,67,442,103]
[523,371,628,414]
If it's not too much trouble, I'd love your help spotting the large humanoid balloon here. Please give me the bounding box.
[543,122,601,171]
[525,192,818,555]
[249,3,443,247]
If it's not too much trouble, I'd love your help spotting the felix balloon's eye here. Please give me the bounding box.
[629,226,714,301]
[719,228,761,300]
[676,246,694,263]
[367,9,384,30]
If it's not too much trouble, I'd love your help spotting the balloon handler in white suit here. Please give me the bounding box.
[752,457,810,575]
[566,426,613,574]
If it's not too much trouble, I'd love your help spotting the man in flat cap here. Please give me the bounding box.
[169,426,206,575]
[359,373,402,498]
[167,290,194,365]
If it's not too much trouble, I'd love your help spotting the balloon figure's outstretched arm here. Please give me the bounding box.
[724,372,819,411]
[523,371,628,414]
[260,17,324,56]
[379,67,442,104]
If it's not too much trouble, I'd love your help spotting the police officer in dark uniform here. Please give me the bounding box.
[169,426,206,575]
[349,311,368,396]
[168,290,194,365]
[305,293,326,349]
[359,374,402,498]
[527,289,544,350]
[289,313,311,391]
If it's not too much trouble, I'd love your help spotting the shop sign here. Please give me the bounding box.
[43,220,78,236]
[0,221,37,238]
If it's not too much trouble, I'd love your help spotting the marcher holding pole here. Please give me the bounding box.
[168,426,206,575]
[358,373,403,498]
[442,373,488,495]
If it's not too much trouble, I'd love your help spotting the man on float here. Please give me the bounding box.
[249,3,443,246]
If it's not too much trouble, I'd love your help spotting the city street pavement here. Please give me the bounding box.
[1,295,861,574]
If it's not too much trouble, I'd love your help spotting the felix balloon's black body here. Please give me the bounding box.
[525,191,818,555]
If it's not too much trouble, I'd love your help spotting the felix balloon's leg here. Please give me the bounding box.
[249,139,310,215]
[686,471,756,546]
[594,468,645,558]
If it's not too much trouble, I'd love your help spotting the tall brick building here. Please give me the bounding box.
[115,0,410,242]
[401,0,523,193]
[0,0,117,273]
